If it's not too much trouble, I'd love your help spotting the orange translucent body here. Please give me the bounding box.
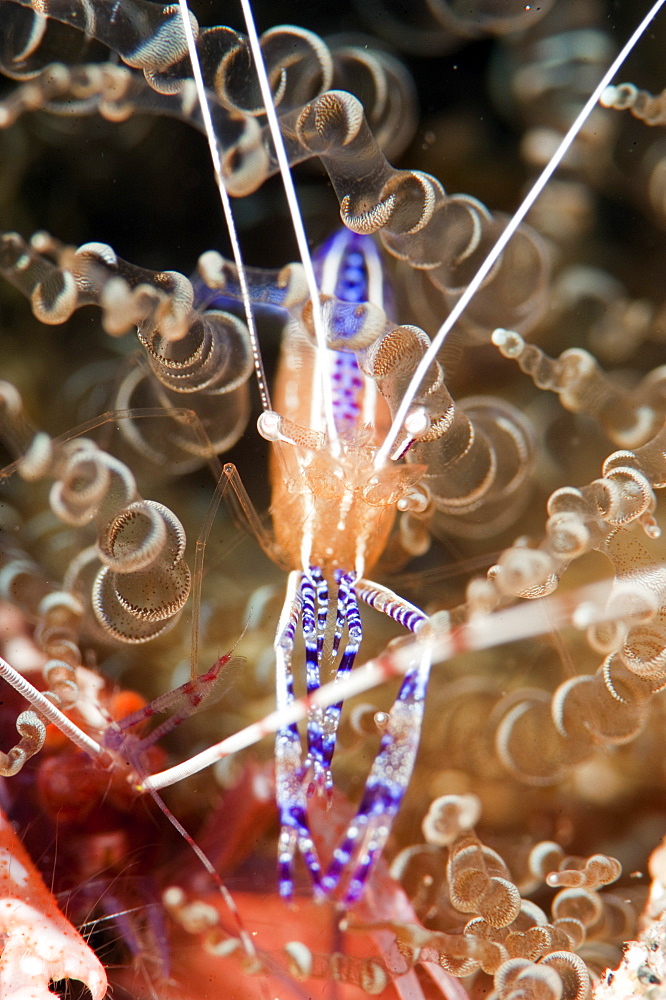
[269,314,412,577]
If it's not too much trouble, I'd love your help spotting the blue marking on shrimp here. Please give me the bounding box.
[302,568,364,798]
[321,590,429,900]
[314,230,389,435]
[193,227,434,902]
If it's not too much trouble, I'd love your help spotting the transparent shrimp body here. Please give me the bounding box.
[267,231,420,575]
[243,229,433,902]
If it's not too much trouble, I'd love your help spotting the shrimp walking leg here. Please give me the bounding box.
[321,583,429,902]
[304,569,364,797]
[275,567,431,902]
[275,570,324,899]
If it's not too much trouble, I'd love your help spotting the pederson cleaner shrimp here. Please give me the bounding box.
[1,1,666,998]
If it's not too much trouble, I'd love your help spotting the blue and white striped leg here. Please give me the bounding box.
[331,570,348,660]
[304,569,364,798]
[322,582,429,903]
[357,578,427,633]
[316,571,363,781]
[303,567,332,796]
[274,570,322,899]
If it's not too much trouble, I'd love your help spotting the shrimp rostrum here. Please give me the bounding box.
[3,0,666,998]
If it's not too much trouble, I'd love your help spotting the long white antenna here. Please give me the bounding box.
[375,0,666,469]
[0,656,105,759]
[177,0,272,413]
[236,0,341,454]
[140,573,623,792]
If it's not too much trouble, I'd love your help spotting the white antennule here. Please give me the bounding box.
[176,0,271,414]
[374,0,666,470]
[236,0,341,455]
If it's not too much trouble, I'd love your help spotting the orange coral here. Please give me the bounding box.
[0,807,106,1000]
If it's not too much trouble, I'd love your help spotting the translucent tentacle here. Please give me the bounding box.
[493,327,665,449]
[362,322,536,539]
[0,233,255,457]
